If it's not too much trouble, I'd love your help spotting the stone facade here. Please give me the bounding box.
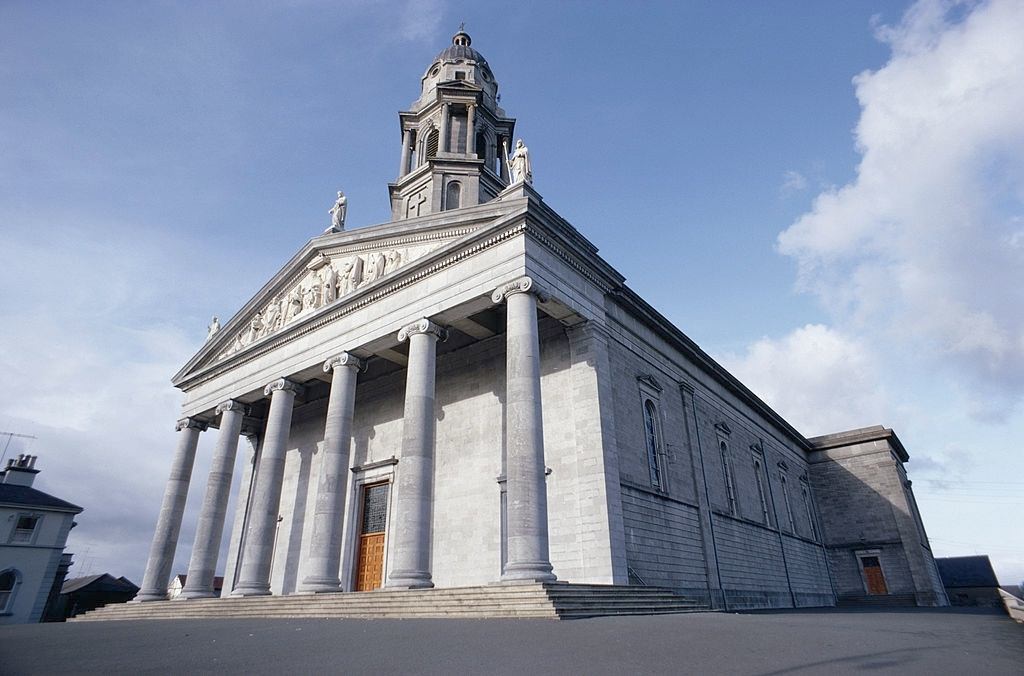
[137,31,947,611]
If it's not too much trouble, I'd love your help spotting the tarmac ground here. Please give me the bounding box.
[1,606,1021,675]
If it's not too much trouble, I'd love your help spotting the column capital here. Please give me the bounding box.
[491,276,549,305]
[398,318,448,343]
[216,400,248,416]
[264,378,304,397]
[175,417,208,432]
[323,352,364,373]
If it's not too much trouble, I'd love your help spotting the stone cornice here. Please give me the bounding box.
[323,352,364,372]
[398,318,448,342]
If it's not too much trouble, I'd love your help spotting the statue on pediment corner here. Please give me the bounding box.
[327,190,347,232]
[504,138,532,185]
[206,316,220,341]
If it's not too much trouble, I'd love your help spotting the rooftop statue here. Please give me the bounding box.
[327,190,347,232]
[505,138,532,185]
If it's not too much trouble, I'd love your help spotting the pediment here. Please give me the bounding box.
[177,224,484,382]
[211,242,431,363]
[174,197,528,385]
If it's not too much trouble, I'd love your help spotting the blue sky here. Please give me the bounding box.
[2,1,1022,587]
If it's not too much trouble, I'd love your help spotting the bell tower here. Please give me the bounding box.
[389,30,516,221]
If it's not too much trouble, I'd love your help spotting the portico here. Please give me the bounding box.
[139,253,604,599]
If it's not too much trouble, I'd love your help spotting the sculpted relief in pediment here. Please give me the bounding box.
[216,243,434,361]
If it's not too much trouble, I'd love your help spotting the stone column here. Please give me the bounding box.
[493,277,557,581]
[466,104,476,156]
[439,103,450,153]
[180,400,246,599]
[299,353,363,593]
[399,129,412,178]
[386,318,447,588]
[137,417,207,602]
[232,378,304,596]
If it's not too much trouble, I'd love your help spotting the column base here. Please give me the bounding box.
[230,583,272,597]
[502,560,557,583]
[134,591,170,603]
[385,570,434,589]
[298,576,342,594]
[178,589,217,600]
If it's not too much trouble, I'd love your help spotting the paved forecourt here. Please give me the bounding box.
[1,607,1021,675]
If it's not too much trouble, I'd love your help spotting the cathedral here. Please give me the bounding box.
[137,31,948,611]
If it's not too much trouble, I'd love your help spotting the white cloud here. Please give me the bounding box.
[780,170,808,195]
[778,0,1024,420]
[721,324,890,437]
[0,216,222,583]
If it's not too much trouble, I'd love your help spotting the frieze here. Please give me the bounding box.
[183,222,529,389]
[216,244,432,361]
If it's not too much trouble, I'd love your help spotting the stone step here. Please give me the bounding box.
[73,583,710,622]
[835,594,917,607]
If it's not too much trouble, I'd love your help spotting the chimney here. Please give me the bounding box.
[2,454,41,487]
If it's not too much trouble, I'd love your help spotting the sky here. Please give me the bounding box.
[1,0,1022,588]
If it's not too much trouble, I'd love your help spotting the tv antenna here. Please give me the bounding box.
[0,431,37,466]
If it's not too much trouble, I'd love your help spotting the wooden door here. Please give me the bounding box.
[861,556,888,595]
[354,482,389,592]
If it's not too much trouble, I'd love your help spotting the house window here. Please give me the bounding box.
[720,441,737,515]
[752,454,770,525]
[643,399,664,490]
[10,514,40,544]
[0,569,18,614]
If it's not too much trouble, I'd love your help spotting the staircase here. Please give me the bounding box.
[835,593,917,608]
[72,583,709,622]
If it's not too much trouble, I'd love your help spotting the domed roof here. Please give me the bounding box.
[433,30,489,68]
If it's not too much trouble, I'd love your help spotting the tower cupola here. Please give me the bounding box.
[389,30,517,221]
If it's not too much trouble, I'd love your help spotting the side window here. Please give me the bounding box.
[779,469,795,533]
[800,477,818,539]
[642,399,665,490]
[0,569,19,614]
[10,514,40,544]
[752,452,771,525]
[719,440,737,515]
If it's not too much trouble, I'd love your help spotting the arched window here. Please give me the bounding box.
[445,181,462,210]
[425,128,439,159]
[643,400,663,490]
[476,132,487,161]
[0,569,19,613]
